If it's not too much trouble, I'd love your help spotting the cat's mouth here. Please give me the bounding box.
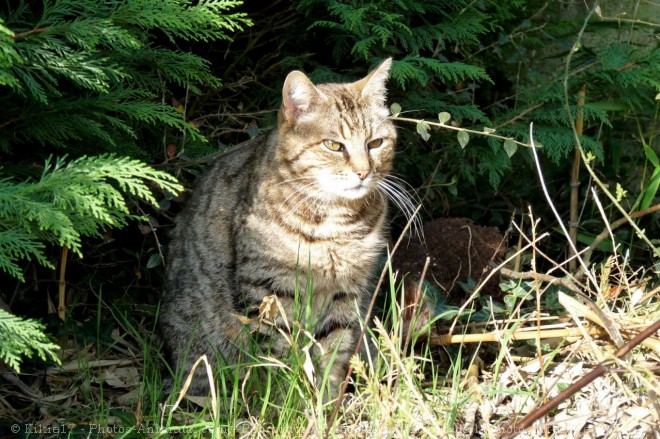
[316,174,373,199]
[340,181,371,199]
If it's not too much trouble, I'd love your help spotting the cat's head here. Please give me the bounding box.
[276,59,396,201]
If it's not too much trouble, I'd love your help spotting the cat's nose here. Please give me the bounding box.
[355,170,370,180]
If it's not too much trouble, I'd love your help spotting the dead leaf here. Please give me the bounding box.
[166,142,177,158]
[259,295,280,322]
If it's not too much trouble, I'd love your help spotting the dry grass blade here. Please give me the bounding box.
[168,354,218,421]
[559,292,660,355]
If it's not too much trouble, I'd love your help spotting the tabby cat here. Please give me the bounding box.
[160,58,411,397]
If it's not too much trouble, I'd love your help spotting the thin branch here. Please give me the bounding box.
[390,116,534,148]
[12,28,47,39]
[496,265,582,294]
[493,103,544,130]
[569,84,586,272]
[429,325,606,345]
[595,7,660,27]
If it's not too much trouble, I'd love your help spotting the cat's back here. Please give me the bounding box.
[177,136,269,226]
[165,136,271,294]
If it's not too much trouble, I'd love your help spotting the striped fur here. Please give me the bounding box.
[160,59,398,397]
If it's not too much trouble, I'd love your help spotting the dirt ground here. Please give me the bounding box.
[393,217,506,301]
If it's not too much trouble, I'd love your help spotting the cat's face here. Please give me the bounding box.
[276,59,396,202]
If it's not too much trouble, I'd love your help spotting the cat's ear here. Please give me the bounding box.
[282,71,324,124]
[357,58,392,102]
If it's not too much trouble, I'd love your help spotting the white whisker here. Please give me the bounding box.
[377,177,425,244]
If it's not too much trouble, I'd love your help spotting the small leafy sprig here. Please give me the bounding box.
[389,103,534,158]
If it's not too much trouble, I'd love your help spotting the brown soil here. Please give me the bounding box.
[393,217,506,302]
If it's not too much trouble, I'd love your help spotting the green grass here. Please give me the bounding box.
[2,241,658,438]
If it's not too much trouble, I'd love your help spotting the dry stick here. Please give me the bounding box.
[496,266,582,294]
[568,84,586,273]
[501,318,660,439]
[463,315,561,329]
[58,246,68,321]
[326,204,423,435]
[429,325,605,346]
[510,220,585,285]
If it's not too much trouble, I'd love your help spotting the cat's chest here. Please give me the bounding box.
[243,208,384,292]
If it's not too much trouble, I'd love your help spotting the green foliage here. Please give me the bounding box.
[0,0,249,376]
[0,154,182,281]
[298,0,492,91]
[0,0,251,157]
[0,308,60,373]
[0,0,249,278]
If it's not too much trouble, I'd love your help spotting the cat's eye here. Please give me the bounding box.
[323,139,345,152]
[367,138,384,149]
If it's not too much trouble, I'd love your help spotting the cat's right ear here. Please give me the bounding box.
[282,71,324,124]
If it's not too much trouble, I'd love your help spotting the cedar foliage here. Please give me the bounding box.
[1,0,250,157]
[0,0,250,373]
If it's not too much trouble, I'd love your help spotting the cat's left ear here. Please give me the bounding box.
[357,58,393,103]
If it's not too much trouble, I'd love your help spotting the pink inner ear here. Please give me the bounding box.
[282,71,321,124]
[284,93,308,122]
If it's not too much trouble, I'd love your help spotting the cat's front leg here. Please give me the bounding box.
[312,292,368,401]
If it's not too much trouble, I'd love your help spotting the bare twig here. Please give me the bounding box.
[595,7,660,27]
[493,103,544,130]
[58,247,68,321]
[496,265,582,294]
[569,84,586,272]
[12,28,47,39]
[429,325,605,345]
